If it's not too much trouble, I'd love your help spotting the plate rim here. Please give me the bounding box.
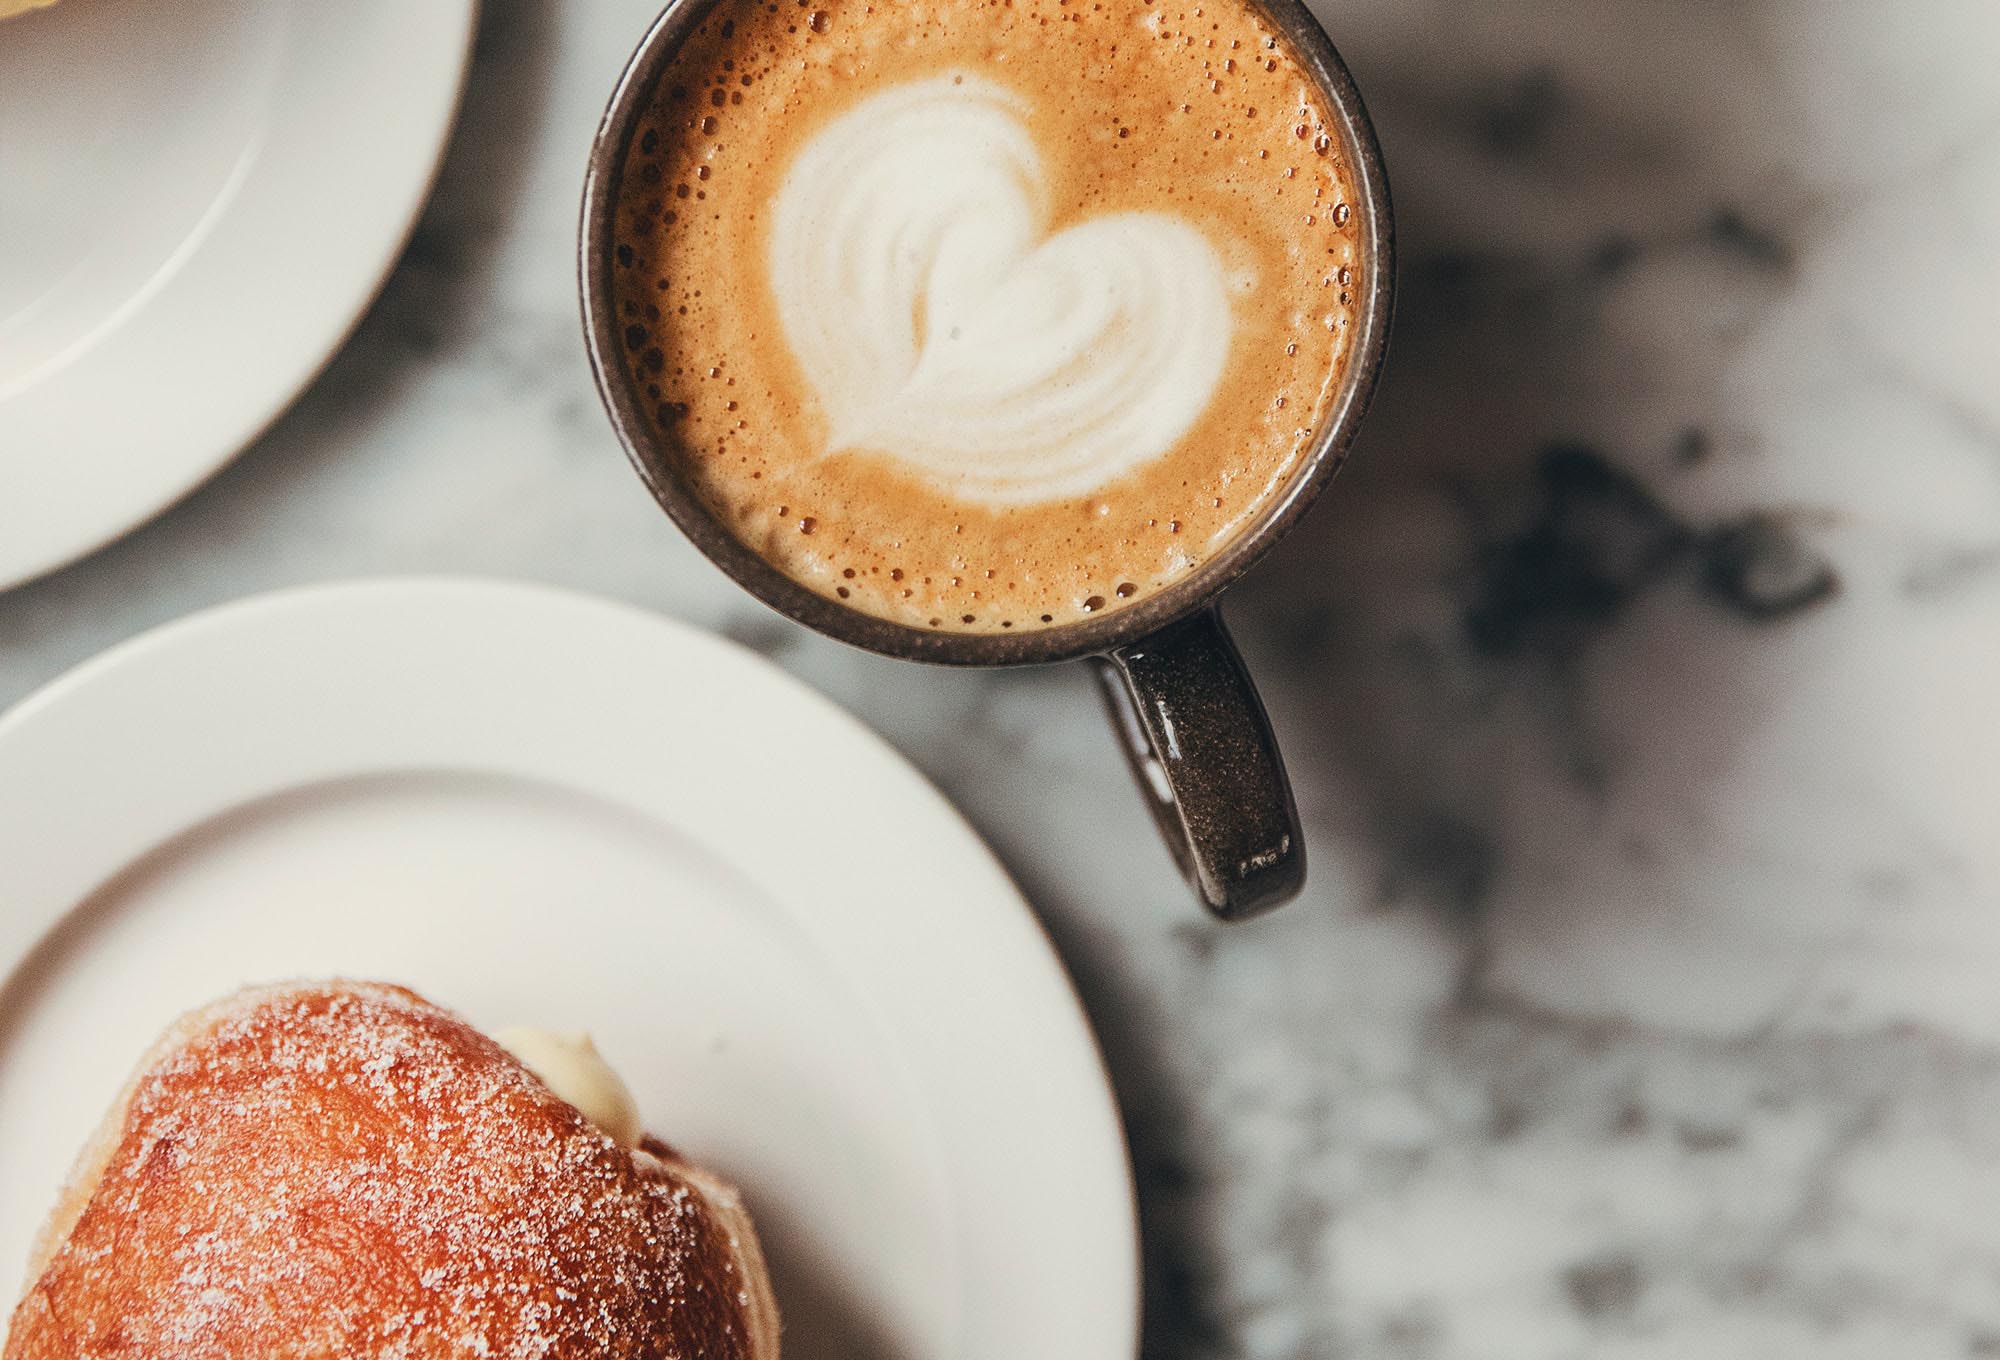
[0,0,481,593]
[0,575,1143,1355]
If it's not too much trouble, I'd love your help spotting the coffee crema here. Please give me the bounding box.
[612,0,1362,632]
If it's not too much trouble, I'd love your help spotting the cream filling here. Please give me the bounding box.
[494,1027,643,1148]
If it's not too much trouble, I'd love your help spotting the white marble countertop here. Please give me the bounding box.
[4,1,1998,1355]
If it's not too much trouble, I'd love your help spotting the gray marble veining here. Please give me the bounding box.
[3,1,1997,1355]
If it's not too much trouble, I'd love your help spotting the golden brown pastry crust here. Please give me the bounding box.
[4,981,779,1359]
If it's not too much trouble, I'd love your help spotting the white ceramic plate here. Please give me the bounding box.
[0,579,1139,1358]
[0,0,477,590]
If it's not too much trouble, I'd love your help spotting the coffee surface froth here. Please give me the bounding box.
[613,0,1362,633]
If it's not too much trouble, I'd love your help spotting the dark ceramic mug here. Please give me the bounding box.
[579,0,1393,920]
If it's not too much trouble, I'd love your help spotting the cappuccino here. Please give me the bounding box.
[612,0,1363,632]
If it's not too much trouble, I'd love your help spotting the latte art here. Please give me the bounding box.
[612,0,1363,631]
[770,75,1235,504]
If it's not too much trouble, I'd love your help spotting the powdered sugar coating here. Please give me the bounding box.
[4,982,764,1360]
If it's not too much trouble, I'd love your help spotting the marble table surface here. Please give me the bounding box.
[4,0,1998,1355]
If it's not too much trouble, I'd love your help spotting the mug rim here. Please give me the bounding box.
[579,0,1394,667]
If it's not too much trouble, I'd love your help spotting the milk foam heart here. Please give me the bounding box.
[769,74,1235,505]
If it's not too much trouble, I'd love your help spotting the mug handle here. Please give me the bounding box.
[1091,607,1304,920]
